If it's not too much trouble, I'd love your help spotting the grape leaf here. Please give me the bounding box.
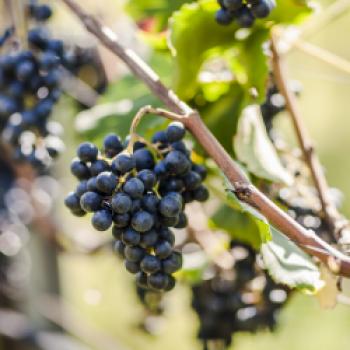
[261,227,324,293]
[197,83,247,153]
[168,0,312,101]
[230,28,270,101]
[125,0,190,30]
[168,1,269,101]
[316,264,338,309]
[210,205,265,250]
[271,0,313,24]
[234,105,293,185]
[75,54,172,144]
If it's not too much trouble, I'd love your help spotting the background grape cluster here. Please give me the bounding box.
[0,2,66,168]
[215,0,276,27]
[0,152,59,305]
[191,241,290,349]
[0,1,106,169]
[65,122,209,291]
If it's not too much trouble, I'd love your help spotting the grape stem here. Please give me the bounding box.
[271,30,350,243]
[60,0,350,277]
[126,105,185,154]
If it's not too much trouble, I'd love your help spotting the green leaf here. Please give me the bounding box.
[210,205,265,250]
[75,75,165,145]
[234,105,293,185]
[230,28,270,102]
[197,83,247,153]
[75,53,173,145]
[270,0,313,24]
[168,1,237,100]
[125,0,190,31]
[261,227,324,293]
[168,0,311,102]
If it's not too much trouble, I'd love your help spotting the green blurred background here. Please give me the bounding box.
[38,0,350,349]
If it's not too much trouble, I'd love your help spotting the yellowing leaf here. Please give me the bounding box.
[261,227,324,293]
[316,263,338,309]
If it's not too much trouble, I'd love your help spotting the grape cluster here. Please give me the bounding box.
[278,183,336,243]
[0,2,66,168]
[28,1,53,21]
[261,81,302,135]
[192,241,289,348]
[65,122,209,291]
[215,0,276,28]
[0,153,59,301]
[0,1,102,169]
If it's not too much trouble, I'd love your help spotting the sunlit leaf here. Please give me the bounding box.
[234,105,293,185]
[169,1,236,100]
[261,227,324,293]
[271,0,313,24]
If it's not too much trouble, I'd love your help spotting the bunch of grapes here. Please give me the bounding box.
[0,152,59,302]
[261,80,302,135]
[28,1,53,21]
[192,241,289,349]
[278,185,336,243]
[65,122,209,291]
[0,2,65,168]
[215,0,276,28]
[0,1,104,169]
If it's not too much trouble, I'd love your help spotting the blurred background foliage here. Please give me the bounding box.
[2,0,350,349]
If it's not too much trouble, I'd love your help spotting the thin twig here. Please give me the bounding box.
[292,37,350,76]
[274,27,350,76]
[126,105,188,153]
[271,30,349,241]
[300,0,350,39]
[60,0,350,278]
[60,0,191,116]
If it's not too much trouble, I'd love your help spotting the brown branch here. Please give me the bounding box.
[271,31,349,241]
[60,0,191,116]
[60,0,350,277]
